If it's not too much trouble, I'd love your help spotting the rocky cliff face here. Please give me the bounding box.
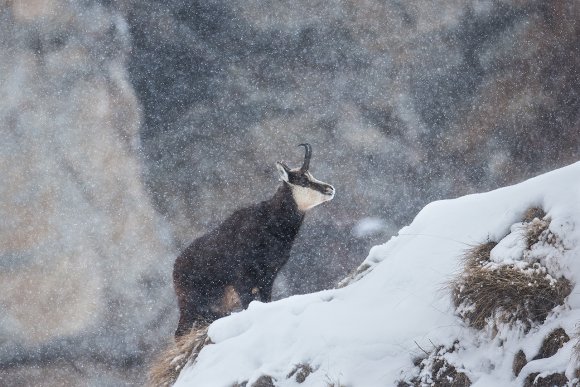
[0,1,174,385]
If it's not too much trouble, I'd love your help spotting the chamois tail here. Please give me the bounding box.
[148,323,211,387]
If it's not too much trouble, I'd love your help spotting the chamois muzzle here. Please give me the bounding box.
[298,143,312,172]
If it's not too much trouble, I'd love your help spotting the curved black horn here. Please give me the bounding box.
[298,143,312,171]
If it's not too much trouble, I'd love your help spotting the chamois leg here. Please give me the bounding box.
[175,297,197,338]
[256,272,277,302]
[175,284,219,337]
[236,281,260,309]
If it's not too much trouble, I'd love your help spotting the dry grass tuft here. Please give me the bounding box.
[398,343,471,387]
[452,261,571,330]
[463,241,497,267]
[451,211,571,331]
[147,323,211,387]
[525,217,551,249]
[337,263,371,288]
[521,207,546,223]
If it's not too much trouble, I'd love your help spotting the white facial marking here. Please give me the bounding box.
[291,185,333,211]
[289,172,335,211]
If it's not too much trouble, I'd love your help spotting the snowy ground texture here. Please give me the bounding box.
[174,162,580,386]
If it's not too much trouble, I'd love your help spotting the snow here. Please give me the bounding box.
[175,161,580,386]
[351,217,389,237]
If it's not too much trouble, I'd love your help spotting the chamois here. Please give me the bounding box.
[173,144,335,337]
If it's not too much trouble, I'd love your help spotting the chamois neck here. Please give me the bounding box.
[271,183,303,213]
[264,183,304,241]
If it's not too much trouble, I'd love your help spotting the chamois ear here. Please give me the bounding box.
[276,162,289,182]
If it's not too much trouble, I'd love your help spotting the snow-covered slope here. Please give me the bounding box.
[174,162,580,386]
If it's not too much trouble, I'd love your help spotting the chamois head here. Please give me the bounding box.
[276,143,335,211]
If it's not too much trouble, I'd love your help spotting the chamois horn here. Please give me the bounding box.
[298,143,311,172]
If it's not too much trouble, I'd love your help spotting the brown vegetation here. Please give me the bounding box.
[337,263,371,288]
[450,211,572,331]
[521,208,547,223]
[448,209,576,385]
[452,261,571,330]
[147,324,211,387]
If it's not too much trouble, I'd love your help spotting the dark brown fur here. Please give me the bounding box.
[173,183,305,337]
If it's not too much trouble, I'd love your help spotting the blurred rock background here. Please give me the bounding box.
[0,0,578,385]
[0,1,174,385]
